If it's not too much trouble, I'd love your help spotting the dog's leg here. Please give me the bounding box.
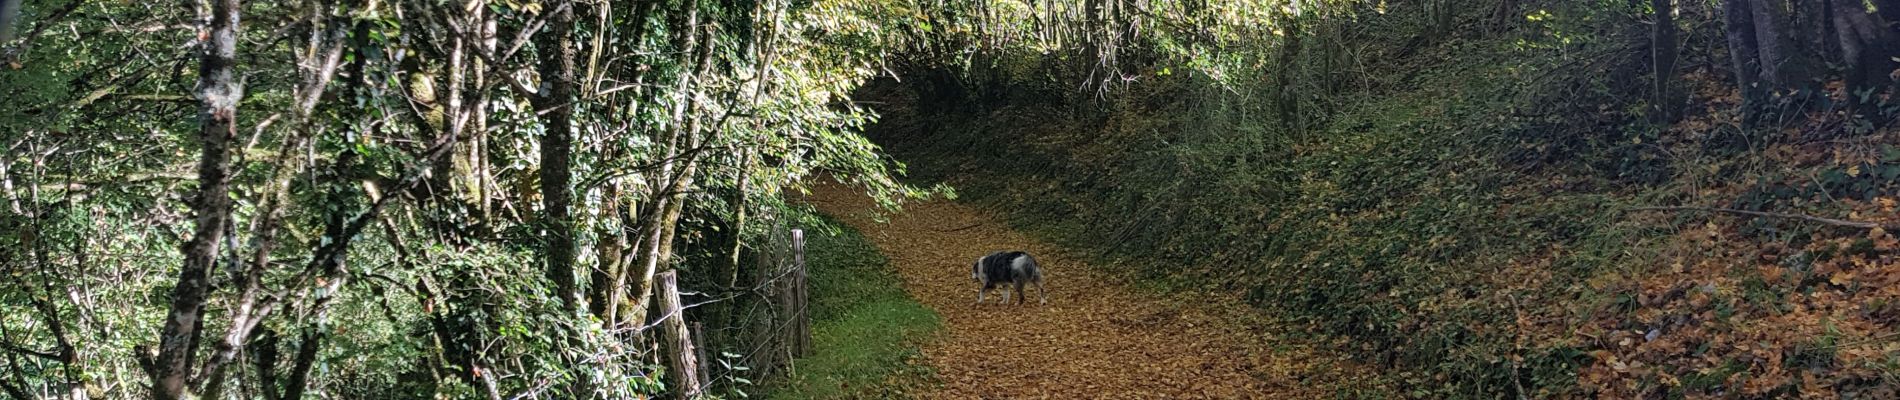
[1035,280,1047,305]
[1014,281,1027,306]
[975,285,987,305]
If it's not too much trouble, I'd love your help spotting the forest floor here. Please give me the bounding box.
[807,181,1380,399]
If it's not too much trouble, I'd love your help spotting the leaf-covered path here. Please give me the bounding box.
[809,182,1367,399]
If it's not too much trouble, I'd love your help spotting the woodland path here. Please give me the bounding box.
[808,182,1360,399]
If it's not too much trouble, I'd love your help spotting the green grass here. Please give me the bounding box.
[765,214,940,399]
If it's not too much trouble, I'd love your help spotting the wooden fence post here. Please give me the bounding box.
[692,321,710,392]
[791,229,810,356]
[657,270,702,398]
[748,228,781,380]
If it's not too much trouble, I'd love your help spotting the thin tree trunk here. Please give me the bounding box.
[1749,0,1786,88]
[590,183,626,319]
[1276,8,1302,135]
[278,329,323,400]
[430,7,467,204]
[726,151,752,287]
[1653,0,1682,123]
[629,3,703,326]
[652,19,718,297]
[1491,0,1519,33]
[149,0,241,397]
[608,0,661,329]
[647,109,707,327]
[475,7,495,221]
[607,200,642,328]
[198,11,350,395]
[247,329,282,400]
[790,229,809,356]
[274,124,373,399]
[534,0,581,312]
[1722,0,1765,119]
[1433,0,1453,37]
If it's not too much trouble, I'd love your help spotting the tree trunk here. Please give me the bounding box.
[248,329,282,400]
[657,271,702,399]
[150,0,241,397]
[1748,0,1819,96]
[534,0,581,312]
[648,32,712,317]
[1276,8,1302,135]
[476,8,497,221]
[603,0,661,330]
[278,329,324,400]
[606,200,642,328]
[1653,0,1682,123]
[630,4,708,326]
[590,184,626,319]
[727,151,753,288]
[0,0,19,44]
[1491,0,1519,33]
[197,9,349,395]
[1433,0,1454,37]
[1723,0,1765,119]
[1748,0,1788,88]
[1794,0,1840,64]
[276,143,371,399]
[1830,0,1900,113]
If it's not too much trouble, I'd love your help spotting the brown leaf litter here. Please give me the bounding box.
[809,182,1371,399]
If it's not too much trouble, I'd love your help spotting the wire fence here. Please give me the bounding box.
[648,221,810,398]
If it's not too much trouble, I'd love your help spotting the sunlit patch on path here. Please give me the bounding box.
[809,182,1364,399]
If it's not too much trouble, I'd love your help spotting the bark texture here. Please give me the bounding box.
[150,0,242,397]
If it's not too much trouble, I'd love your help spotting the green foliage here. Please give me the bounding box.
[862,1,1690,397]
[1,0,947,397]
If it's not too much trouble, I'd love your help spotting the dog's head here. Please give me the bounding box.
[971,259,982,282]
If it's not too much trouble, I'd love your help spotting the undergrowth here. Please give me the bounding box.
[765,214,940,399]
[861,11,1900,397]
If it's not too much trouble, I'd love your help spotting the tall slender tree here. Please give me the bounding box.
[1653,0,1682,123]
[148,0,242,397]
[1276,2,1302,135]
[534,0,582,311]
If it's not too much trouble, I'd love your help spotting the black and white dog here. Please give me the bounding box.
[972,251,1046,305]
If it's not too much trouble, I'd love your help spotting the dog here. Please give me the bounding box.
[971,251,1046,305]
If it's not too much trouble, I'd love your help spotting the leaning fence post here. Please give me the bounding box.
[657,270,702,398]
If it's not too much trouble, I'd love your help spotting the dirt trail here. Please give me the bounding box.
[809,182,1361,399]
